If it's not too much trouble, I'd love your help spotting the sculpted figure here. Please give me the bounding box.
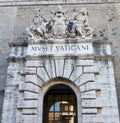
[25,6,94,40]
[66,20,77,38]
[84,22,94,39]
[74,7,88,38]
[51,5,67,38]
[74,7,93,39]
[26,9,46,41]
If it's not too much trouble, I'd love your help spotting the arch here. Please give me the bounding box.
[37,77,82,123]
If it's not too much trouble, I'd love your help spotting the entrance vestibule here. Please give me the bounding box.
[43,84,77,123]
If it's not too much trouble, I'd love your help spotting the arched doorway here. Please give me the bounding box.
[43,84,77,123]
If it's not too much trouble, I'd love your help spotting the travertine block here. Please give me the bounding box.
[24,68,36,74]
[17,100,38,108]
[83,115,103,122]
[80,82,96,92]
[83,66,99,73]
[44,59,56,78]
[81,90,96,99]
[75,60,93,66]
[82,99,102,108]
[25,60,43,67]
[24,91,38,100]
[19,83,40,93]
[37,67,50,82]
[25,75,43,87]
[21,115,37,123]
[75,73,94,86]
[82,108,97,114]
[63,60,75,78]
[22,109,37,115]
[70,66,82,82]
[55,60,64,77]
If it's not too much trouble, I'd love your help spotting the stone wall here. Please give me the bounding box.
[0,0,120,121]
[0,91,4,123]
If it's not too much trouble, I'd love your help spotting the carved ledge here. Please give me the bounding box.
[8,41,28,47]
[7,56,26,62]
[94,55,114,60]
[26,38,112,45]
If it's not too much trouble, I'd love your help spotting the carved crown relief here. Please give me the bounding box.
[26,5,94,41]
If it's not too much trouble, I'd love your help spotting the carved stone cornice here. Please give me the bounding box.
[8,41,28,47]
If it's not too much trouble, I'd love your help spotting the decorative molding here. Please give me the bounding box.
[0,1,120,7]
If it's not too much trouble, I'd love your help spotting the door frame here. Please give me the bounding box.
[37,77,82,123]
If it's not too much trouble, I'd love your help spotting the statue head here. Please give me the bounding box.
[51,5,67,17]
[33,9,41,16]
[80,7,88,15]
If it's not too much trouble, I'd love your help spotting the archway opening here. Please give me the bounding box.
[43,84,77,123]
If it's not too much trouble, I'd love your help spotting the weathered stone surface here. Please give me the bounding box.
[1,2,120,123]
[70,66,82,82]
[75,73,95,86]
[82,98,102,108]
[24,68,36,75]
[44,59,56,78]
[17,100,38,108]
[80,82,96,92]
[24,91,38,100]
[81,90,96,99]
[22,109,37,115]
[19,83,40,93]
[54,60,64,77]
[83,66,99,73]
[1,86,19,123]
[82,108,97,114]
[63,59,75,78]
[25,75,44,87]
[75,60,93,66]
[0,91,4,123]
[25,60,44,67]
[37,67,50,82]
[21,115,37,123]
[82,115,103,123]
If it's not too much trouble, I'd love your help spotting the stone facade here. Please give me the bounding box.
[0,1,120,123]
[0,91,4,123]
[1,37,120,123]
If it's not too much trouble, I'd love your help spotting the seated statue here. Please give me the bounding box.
[73,7,94,39]
[26,9,46,41]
